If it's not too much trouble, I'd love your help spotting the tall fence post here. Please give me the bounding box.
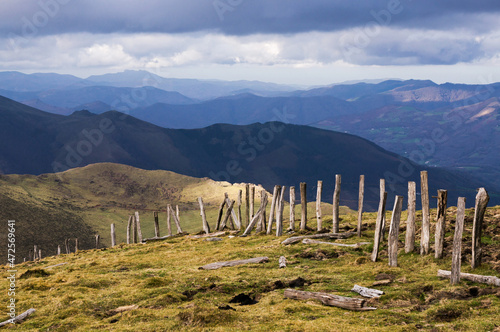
[169,204,183,234]
[405,181,416,253]
[111,223,116,247]
[268,185,281,234]
[434,190,448,259]
[420,171,430,255]
[57,245,61,256]
[238,189,243,229]
[472,188,490,269]
[126,215,133,244]
[300,182,307,230]
[245,184,250,228]
[257,190,267,232]
[332,174,341,233]
[357,175,365,237]
[371,191,388,262]
[250,185,255,220]
[154,211,161,238]
[95,234,100,249]
[379,179,386,240]
[198,197,210,234]
[388,196,404,267]
[451,197,466,284]
[166,207,172,236]
[276,186,286,236]
[289,186,296,231]
[75,238,79,253]
[316,180,323,231]
[215,199,226,231]
[65,238,70,254]
[132,215,138,243]
[135,211,143,243]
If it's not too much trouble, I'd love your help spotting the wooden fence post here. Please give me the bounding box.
[126,215,133,244]
[75,238,79,253]
[388,196,404,267]
[371,192,388,262]
[451,197,466,284]
[33,245,38,260]
[276,186,286,236]
[316,180,323,231]
[166,208,172,236]
[215,199,226,231]
[65,238,70,254]
[238,189,243,229]
[257,190,267,232]
[38,249,42,260]
[57,245,61,256]
[220,200,236,230]
[357,175,365,237]
[111,223,116,247]
[245,184,250,228]
[267,185,280,234]
[472,188,490,268]
[405,181,416,253]
[176,205,180,223]
[420,171,430,255]
[289,186,296,231]
[434,190,448,259]
[300,182,307,230]
[379,179,386,240]
[332,175,341,233]
[132,215,138,243]
[154,211,161,238]
[224,193,240,230]
[95,234,100,249]
[242,191,268,236]
[135,211,143,243]
[250,185,255,220]
[169,204,184,234]
[198,197,210,234]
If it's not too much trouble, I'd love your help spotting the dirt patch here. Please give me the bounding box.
[294,248,340,260]
[19,269,50,279]
[229,293,258,306]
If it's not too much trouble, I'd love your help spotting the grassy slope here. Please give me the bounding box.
[1,207,499,331]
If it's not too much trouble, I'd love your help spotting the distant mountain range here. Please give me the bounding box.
[0,95,495,211]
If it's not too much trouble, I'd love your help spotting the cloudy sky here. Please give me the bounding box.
[0,0,499,85]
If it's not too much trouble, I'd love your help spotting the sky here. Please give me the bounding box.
[0,0,500,86]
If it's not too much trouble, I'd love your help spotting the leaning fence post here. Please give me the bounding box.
[451,197,466,284]
[388,196,404,267]
[111,223,116,247]
[434,190,448,259]
[169,204,184,234]
[289,186,296,231]
[316,180,323,231]
[135,211,143,243]
[357,175,365,237]
[300,182,307,230]
[276,186,286,236]
[332,175,341,233]
[198,197,210,234]
[420,171,430,255]
[405,181,416,253]
[371,191,388,262]
[472,188,490,269]
[267,185,280,234]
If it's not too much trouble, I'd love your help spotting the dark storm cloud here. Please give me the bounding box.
[1,0,499,37]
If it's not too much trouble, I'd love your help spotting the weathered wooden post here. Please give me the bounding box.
[434,190,448,259]
[33,245,38,260]
[257,190,268,232]
[224,193,240,230]
[132,215,138,243]
[166,208,172,236]
[357,175,365,237]
[75,238,79,253]
[289,186,296,231]
[95,234,100,249]
[371,192,388,262]
[126,215,133,244]
[176,205,180,222]
[28,249,33,261]
[135,211,143,243]
[38,249,42,260]
[405,181,416,253]
[57,245,61,256]
[245,184,250,228]
[472,188,490,269]
[215,199,226,231]
[267,185,280,234]
[220,200,236,230]
[332,175,341,233]
[300,182,307,230]
[242,191,268,236]
[153,211,161,238]
[276,186,286,236]
[388,196,404,267]
[451,197,466,284]
[65,238,70,254]
[198,197,210,234]
[238,189,243,228]
[169,204,184,234]
[111,223,116,247]
[379,179,386,240]
[316,180,323,231]
[420,171,430,255]
[250,185,255,220]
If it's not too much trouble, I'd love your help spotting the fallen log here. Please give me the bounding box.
[43,262,68,269]
[0,308,36,327]
[351,284,384,298]
[199,256,269,270]
[142,232,187,243]
[281,232,356,245]
[302,239,370,247]
[437,270,500,286]
[189,231,226,239]
[284,289,376,311]
[204,237,223,242]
